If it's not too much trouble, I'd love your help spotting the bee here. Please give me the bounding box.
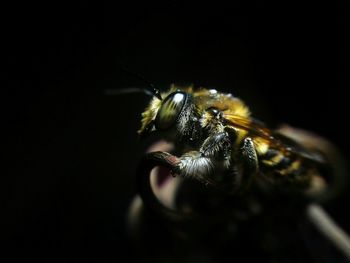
[137,85,329,198]
[126,84,350,261]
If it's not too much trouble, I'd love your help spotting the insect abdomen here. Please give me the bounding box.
[259,148,303,177]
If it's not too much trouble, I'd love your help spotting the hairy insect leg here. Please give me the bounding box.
[237,137,259,192]
[173,132,233,188]
[136,150,241,226]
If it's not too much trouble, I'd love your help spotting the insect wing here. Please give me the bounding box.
[222,114,324,165]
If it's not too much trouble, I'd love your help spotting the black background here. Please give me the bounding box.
[3,3,349,262]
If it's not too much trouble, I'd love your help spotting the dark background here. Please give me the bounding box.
[3,3,349,262]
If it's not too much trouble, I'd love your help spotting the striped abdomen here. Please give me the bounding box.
[258,148,310,185]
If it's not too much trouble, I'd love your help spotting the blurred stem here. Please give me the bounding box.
[306,203,350,260]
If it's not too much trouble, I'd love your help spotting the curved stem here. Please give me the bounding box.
[306,203,350,260]
[136,151,197,224]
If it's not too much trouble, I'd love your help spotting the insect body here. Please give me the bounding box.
[138,85,326,196]
[129,85,350,262]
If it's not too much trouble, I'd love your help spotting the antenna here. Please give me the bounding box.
[105,87,158,97]
[105,67,162,100]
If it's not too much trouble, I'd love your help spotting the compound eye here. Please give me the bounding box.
[155,92,187,130]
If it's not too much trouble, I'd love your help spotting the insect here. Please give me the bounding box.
[124,84,350,262]
[137,85,328,196]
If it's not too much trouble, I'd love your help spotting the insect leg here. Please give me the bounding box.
[136,150,242,226]
[200,131,232,160]
[237,137,259,192]
[173,131,233,188]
